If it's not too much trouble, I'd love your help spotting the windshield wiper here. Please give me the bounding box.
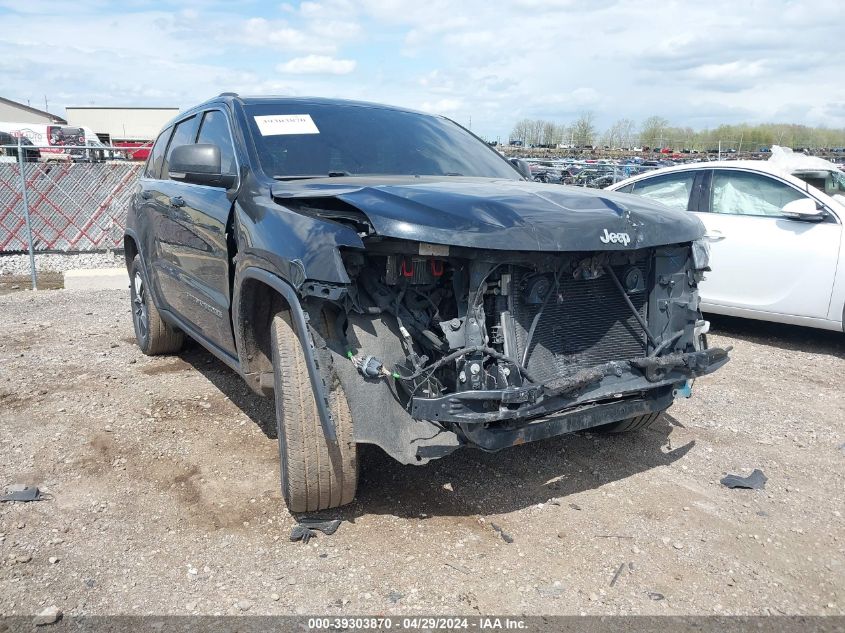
[273,171,353,181]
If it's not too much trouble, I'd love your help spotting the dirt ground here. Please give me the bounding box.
[0,288,843,617]
[0,273,63,296]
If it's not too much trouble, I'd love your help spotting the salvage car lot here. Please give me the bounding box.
[1,289,843,616]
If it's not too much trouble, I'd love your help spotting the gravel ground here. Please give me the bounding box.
[0,251,123,276]
[0,289,843,617]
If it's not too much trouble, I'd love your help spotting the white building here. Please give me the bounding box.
[0,96,66,125]
[65,106,179,143]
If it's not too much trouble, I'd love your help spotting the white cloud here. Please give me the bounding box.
[419,98,464,114]
[238,18,339,54]
[276,55,357,75]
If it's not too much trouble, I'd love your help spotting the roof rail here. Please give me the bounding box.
[218,92,239,97]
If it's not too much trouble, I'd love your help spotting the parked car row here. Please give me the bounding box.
[525,157,671,188]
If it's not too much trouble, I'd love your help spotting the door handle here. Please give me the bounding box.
[140,190,152,200]
[704,230,725,242]
[169,196,185,208]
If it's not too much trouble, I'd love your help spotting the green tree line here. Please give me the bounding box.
[509,113,845,150]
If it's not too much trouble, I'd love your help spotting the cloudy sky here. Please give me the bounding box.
[1,0,842,140]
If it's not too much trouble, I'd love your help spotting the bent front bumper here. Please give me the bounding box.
[460,387,676,452]
[410,346,729,426]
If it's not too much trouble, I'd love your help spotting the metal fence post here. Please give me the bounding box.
[16,137,37,290]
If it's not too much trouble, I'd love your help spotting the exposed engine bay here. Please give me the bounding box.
[301,237,729,462]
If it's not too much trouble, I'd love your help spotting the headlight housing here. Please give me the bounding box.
[691,238,711,271]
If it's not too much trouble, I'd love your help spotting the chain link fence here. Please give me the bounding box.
[0,157,141,254]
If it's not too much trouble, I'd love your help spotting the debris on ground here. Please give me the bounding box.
[0,485,46,502]
[290,518,342,543]
[490,522,514,544]
[596,534,634,539]
[444,561,472,575]
[610,563,626,587]
[32,606,62,626]
[720,469,768,490]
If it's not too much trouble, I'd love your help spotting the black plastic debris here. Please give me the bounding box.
[0,485,45,502]
[720,469,767,490]
[610,563,625,587]
[289,518,342,543]
[490,522,514,544]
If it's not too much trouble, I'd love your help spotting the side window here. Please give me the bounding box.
[614,183,634,194]
[631,172,696,211]
[709,170,804,217]
[196,110,236,176]
[162,116,198,179]
[144,128,171,179]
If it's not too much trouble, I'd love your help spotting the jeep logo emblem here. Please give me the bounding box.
[600,228,631,246]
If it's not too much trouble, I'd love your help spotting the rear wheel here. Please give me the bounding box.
[129,255,183,355]
[270,308,357,512]
[594,410,665,434]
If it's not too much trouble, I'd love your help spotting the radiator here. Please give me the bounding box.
[510,264,649,382]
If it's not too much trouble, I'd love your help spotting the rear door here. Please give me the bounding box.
[692,169,841,318]
[152,110,238,355]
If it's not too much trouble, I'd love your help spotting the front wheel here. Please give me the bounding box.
[270,309,358,512]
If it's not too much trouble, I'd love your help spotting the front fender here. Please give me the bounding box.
[234,184,363,286]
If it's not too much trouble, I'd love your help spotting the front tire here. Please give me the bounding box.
[129,255,183,355]
[594,410,665,434]
[270,309,357,512]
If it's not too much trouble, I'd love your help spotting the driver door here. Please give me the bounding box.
[693,169,841,319]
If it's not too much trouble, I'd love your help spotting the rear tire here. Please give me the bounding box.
[594,410,664,434]
[129,255,183,355]
[270,309,358,512]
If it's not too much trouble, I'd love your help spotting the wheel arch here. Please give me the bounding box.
[233,266,338,442]
[234,274,288,395]
[123,231,140,272]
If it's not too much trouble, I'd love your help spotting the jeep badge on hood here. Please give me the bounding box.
[600,229,631,245]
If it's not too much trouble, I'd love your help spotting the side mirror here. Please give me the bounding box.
[509,158,533,180]
[169,143,236,188]
[781,198,825,222]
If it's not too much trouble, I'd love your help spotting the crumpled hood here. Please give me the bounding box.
[271,176,704,251]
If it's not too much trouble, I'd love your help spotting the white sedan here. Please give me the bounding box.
[606,157,845,332]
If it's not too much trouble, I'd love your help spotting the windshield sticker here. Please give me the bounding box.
[254,114,319,136]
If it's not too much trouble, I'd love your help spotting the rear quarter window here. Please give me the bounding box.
[144,128,171,179]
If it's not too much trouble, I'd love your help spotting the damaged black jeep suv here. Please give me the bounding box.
[125,94,729,511]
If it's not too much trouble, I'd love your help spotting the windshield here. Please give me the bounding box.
[793,168,845,201]
[244,102,520,180]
